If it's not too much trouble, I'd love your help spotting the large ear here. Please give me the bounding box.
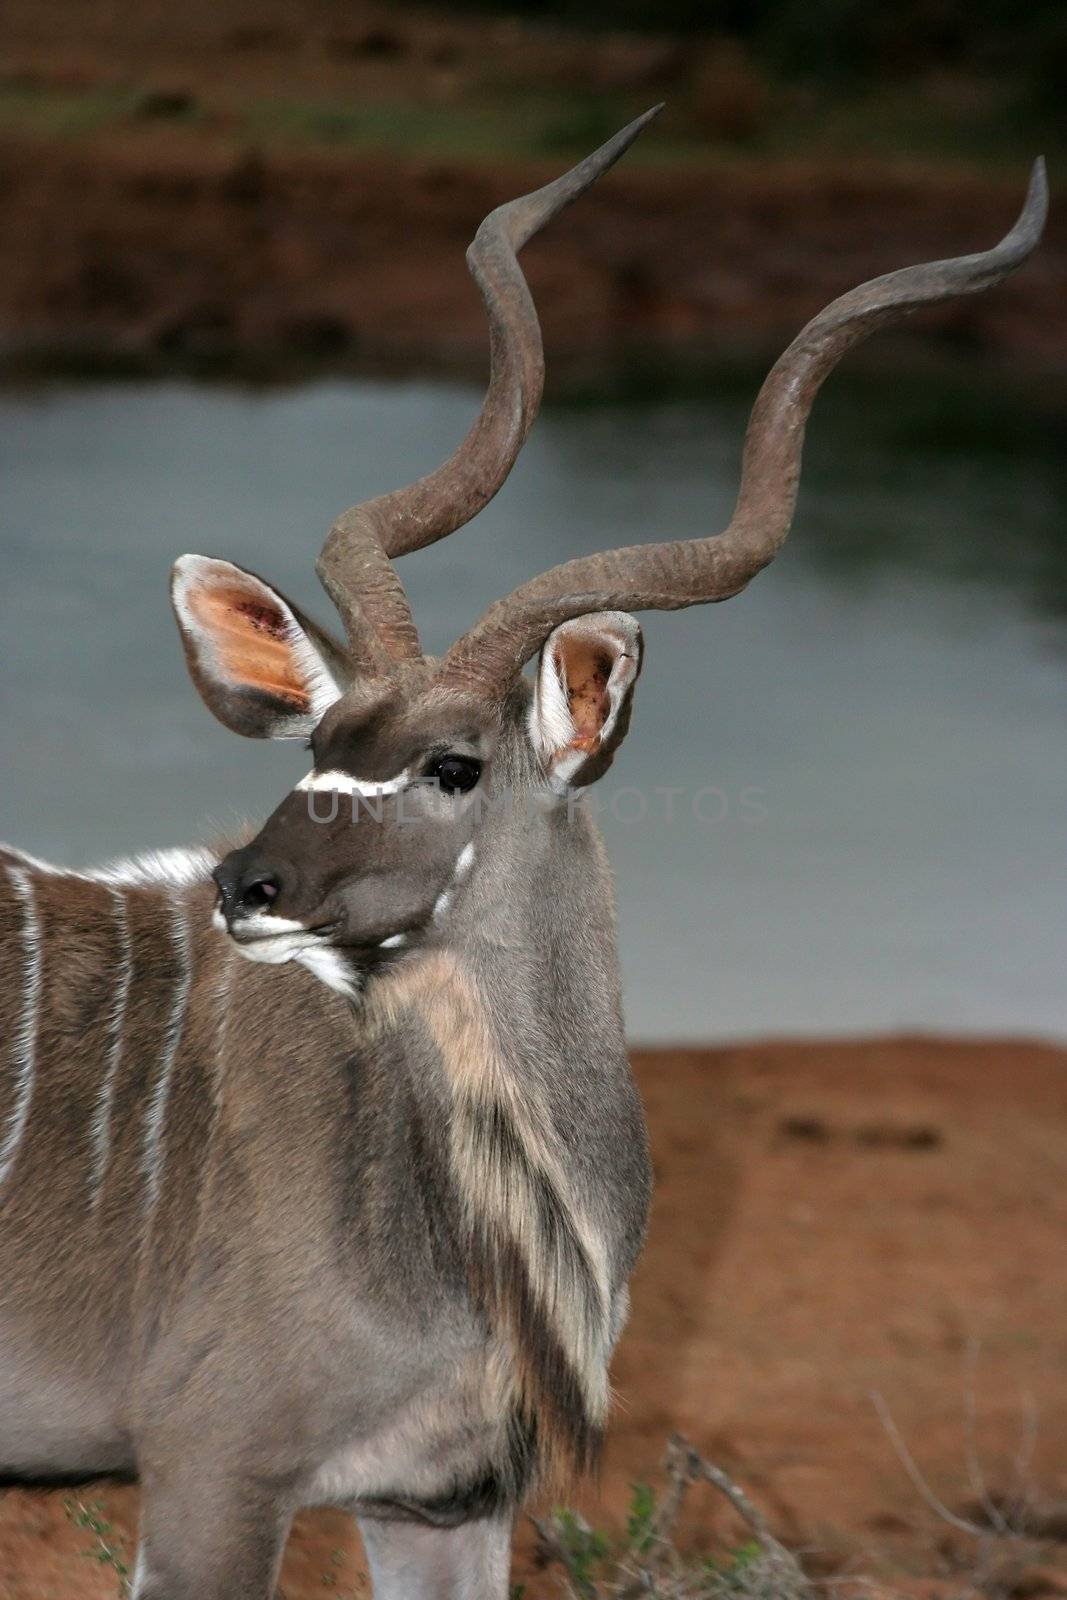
[171,555,349,739]
[529,612,643,791]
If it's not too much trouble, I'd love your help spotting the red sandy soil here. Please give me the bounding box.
[0,0,1063,373]
[2,1036,1066,1598]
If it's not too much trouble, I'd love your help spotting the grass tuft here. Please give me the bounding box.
[533,1434,812,1599]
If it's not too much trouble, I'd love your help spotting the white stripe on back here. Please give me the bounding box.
[85,846,218,890]
[0,842,218,890]
[0,866,43,1192]
[142,903,194,1214]
[89,887,133,1208]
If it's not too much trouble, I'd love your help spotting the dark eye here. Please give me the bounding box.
[429,755,482,795]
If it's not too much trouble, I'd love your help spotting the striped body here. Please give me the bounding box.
[0,840,648,1512]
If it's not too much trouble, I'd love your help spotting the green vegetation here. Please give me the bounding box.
[47,1431,1067,1598]
[63,1498,132,1596]
[236,80,1054,169]
[0,13,1060,175]
[239,91,651,163]
[534,1439,813,1598]
[0,81,202,140]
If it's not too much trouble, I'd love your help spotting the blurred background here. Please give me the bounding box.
[1,7,1067,1595]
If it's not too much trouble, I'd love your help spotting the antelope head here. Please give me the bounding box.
[170,111,1046,997]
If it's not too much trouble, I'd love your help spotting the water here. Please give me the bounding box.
[1,374,1064,1041]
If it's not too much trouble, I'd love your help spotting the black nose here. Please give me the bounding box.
[213,856,283,924]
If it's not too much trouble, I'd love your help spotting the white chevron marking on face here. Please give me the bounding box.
[296,769,411,798]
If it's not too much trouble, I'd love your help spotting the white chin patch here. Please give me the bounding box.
[221,910,360,1000]
[225,910,310,962]
[232,932,360,1001]
[234,911,307,938]
[231,933,309,966]
[296,945,362,1000]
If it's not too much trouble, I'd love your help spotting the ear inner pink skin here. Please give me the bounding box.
[185,580,312,713]
[556,638,613,747]
[531,616,643,791]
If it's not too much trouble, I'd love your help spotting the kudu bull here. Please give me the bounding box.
[0,108,1046,1598]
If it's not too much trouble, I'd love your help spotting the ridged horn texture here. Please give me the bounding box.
[315,105,664,673]
[439,157,1048,700]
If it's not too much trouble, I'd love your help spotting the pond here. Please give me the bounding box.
[1,369,1064,1041]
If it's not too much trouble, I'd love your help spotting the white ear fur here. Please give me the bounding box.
[529,612,642,792]
[171,555,345,740]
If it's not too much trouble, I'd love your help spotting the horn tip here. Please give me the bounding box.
[611,101,666,154]
[485,99,664,253]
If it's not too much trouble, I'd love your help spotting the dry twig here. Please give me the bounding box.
[534,1434,811,1599]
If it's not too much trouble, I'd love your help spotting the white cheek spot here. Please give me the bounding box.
[296,768,410,797]
[430,843,475,927]
[432,890,453,924]
[210,905,226,932]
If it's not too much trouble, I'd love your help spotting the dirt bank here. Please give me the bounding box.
[2,138,1061,379]
[0,0,1063,377]
[2,1035,1065,1597]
